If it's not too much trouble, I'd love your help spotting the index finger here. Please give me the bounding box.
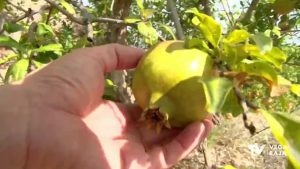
[95,44,145,72]
[24,44,144,116]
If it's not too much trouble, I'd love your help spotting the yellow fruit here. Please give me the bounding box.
[132,40,213,129]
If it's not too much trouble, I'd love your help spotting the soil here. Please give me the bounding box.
[172,113,287,169]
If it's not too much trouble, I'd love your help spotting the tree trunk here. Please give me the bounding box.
[108,0,135,104]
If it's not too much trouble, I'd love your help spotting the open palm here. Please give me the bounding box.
[21,44,212,169]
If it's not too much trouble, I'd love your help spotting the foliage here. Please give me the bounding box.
[0,0,299,168]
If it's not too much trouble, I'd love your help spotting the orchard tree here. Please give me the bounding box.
[0,0,300,168]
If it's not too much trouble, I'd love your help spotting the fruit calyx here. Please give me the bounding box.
[141,108,171,133]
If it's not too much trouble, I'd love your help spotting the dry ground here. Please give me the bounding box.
[172,113,287,169]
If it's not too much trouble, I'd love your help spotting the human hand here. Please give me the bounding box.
[1,44,213,169]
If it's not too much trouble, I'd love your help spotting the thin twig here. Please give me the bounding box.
[7,1,28,13]
[6,1,40,24]
[234,87,256,135]
[92,17,128,24]
[27,22,38,74]
[282,29,300,33]
[11,6,50,23]
[253,127,270,136]
[201,143,209,168]
[158,34,166,41]
[220,0,233,26]
[224,0,234,24]
[46,6,54,24]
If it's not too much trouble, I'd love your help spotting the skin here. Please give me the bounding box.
[0,44,213,169]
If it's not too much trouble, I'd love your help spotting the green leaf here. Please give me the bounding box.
[244,45,286,70]
[251,33,273,54]
[33,44,63,53]
[33,60,45,69]
[220,89,244,117]
[3,23,25,33]
[34,51,61,63]
[272,26,281,37]
[59,0,76,14]
[136,0,144,12]
[37,23,55,36]
[4,59,29,83]
[264,29,272,37]
[223,43,248,66]
[184,38,213,54]
[290,84,300,96]
[225,29,250,44]
[186,8,222,48]
[265,47,287,69]
[201,77,233,113]
[0,35,22,50]
[262,110,300,169]
[137,21,158,45]
[124,16,142,23]
[278,75,292,86]
[158,23,177,40]
[235,59,278,84]
[0,53,18,65]
[74,36,88,48]
[142,9,155,19]
[103,79,118,101]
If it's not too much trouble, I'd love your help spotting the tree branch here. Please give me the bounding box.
[92,17,128,24]
[234,87,257,135]
[240,0,260,24]
[44,0,85,24]
[11,6,50,23]
[282,29,300,33]
[70,0,94,43]
[45,0,133,26]
[27,22,38,74]
[167,0,185,40]
[45,6,54,24]
[220,68,258,135]
[220,0,234,26]
[225,0,234,23]
[253,127,270,136]
[70,0,93,19]
[7,1,28,13]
